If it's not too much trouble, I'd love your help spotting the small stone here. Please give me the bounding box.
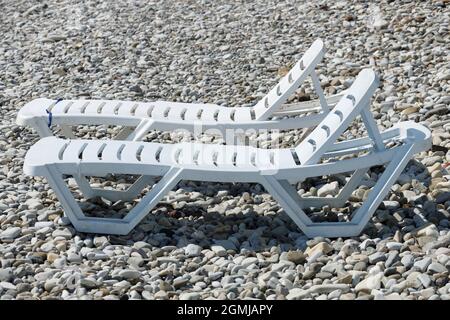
[127,256,144,268]
[0,281,16,290]
[336,274,352,284]
[368,252,386,264]
[67,253,82,263]
[130,85,143,95]
[179,292,200,300]
[211,245,226,257]
[401,254,414,269]
[173,277,189,289]
[427,262,447,274]
[308,284,350,294]
[286,288,309,300]
[418,274,431,288]
[354,261,367,271]
[44,279,58,292]
[285,251,306,264]
[305,242,333,257]
[0,227,21,240]
[46,252,59,263]
[51,228,73,239]
[413,257,432,272]
[184,244,202,257]
[317,182,339,197]
[355,273,383,293]
[0,269,13,282]
[360,239,375,250]
[402,106,419,115]
[119,269,141,280]
[386,242,403,251]
[80,278,98,289]
[93,236,108,247]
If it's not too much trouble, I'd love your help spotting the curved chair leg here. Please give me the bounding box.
[73,174,156,202]
[259,175,312,232]
[42,166,183,235]
[299,167,368,208]
[260,144,416,238]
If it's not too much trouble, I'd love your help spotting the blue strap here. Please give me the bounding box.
[45,98,62,128]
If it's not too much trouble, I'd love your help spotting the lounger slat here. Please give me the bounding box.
[66,100,89,114]
[61,140,87,161]
[99,101,120,115]
[253,39,325,120]
[217,108,233,123]
[101,142,125,162]
[83,100,105,114]
[167,106,183,120]
[158,145,176,165]
[117,101,136,116]
[140,143,166,164]
[183,107,201,121]
[199,108,218,122]
[296,69,379,165]
[81,142,104,161]
[120,143,142,163]
[255,149,273,168]
[133,103,150,117]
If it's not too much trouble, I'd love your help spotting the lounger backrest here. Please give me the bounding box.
[294,68,379,165]
[253,39,326,121]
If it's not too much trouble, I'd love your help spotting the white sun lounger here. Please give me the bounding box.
[17,39,345,142]
[22,69,431,238]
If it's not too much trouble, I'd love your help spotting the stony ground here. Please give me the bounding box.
[0,0,449,300]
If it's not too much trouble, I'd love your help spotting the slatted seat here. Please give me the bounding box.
[17,39,348,142]
[22,69,431,237]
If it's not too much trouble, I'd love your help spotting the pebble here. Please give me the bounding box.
[413,257,432,272]
[179,292,201,300]
[368,252,386,264]
[317,182,339,197]
[305,242,333,257]
[0,227,21,240]
[184,244,202,257]
[211,245,227,257]
[119,270,141,280]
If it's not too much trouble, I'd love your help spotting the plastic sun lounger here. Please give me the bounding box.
[16,39,345,142]
[22,69,431,238]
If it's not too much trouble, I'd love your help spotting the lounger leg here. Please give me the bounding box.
[259,176,313,231]
[299,167,368,208]
[42,166,183,235]
[350,144,416,233]
[34,119,54,137]
[299,144,417,238]
[126,120,155,141]
[311,70,330,113]
[260,144,415,238]
[122,167,184,231]
[73,174,155,202]
[59,125,76,139]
